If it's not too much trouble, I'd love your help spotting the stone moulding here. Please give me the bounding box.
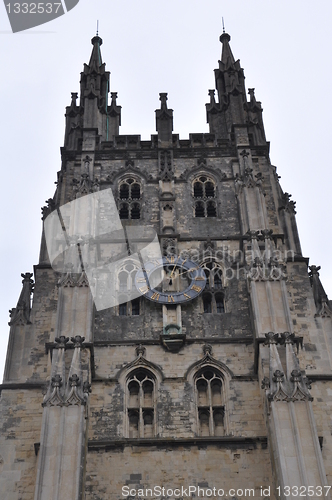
[87,436,268,452]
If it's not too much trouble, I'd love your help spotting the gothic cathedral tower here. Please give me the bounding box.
[1,31,332,500]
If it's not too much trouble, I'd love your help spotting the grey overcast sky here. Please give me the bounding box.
[0,0,331,378]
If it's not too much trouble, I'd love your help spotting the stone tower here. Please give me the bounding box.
[1,31,332,500]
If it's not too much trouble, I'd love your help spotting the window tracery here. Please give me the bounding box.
[126,369,156,438]
[193,176,217,218]
[118,178,142,220]
[200,262,225,313]
[117,262,141,316]
[195,368,225,436]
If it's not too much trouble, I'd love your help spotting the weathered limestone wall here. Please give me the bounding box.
[0,389,42,500]
[85,445,276,500]
[95,270,252,341]
[311,381,332,483]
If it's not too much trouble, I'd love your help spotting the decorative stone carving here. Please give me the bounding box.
[281,331,295,345]
[42,375,63,407]
[245,230,287,282]
[186,344,233,380]
[116,347,162,381]
[243,167,255,188]
[83,381,92,394]
[72,173,99,198]
[83,155,92,172]
[202,344,213,356]
[135,345,146,357]
[8,272,34,326]
[58,271,89,288]
[289,369,313,402]
[234,172,244,194]
[125,158,134,168]
[264,331,279,345]
[261,377,270,390]
[65,374,88,406]
[71,335,86,348]
[235,168,265,194]
[247,257,287,282]
[261,229,273,240]
[203,238,216,254]
[41,198,56,220]
[280,192,296,214]
[269,369,290,402]
[108,92,121,125]
[309,265,332,317]
[244,88,266,146]
[162,237,177,257]
[263,332,313,402]
[54,336,70,349]
[206,88,229,114]
[158,150,173,181]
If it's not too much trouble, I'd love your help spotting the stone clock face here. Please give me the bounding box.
[134,256,207,304]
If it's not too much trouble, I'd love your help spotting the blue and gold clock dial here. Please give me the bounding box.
[134,256,207,304]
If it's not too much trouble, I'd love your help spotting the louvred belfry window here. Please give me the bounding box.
[193,176,217,218]
[118,178,142,220]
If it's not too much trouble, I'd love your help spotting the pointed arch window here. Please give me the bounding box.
[127,369,156,438]
[131,298,140,316]
[119,301,127,316]
[195,368,225,437]
[215,294,225,314]
[202,291,225,314]
[117,262,141,316]
[118,178,142,220]
[203,294,212,314]
[193,176,217,218]
[200,262,225,313]
[119,299,140,316]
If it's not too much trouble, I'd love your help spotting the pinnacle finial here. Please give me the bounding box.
[222,17,225,34]
[96,20,99,36]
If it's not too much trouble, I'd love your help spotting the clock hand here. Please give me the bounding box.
[169,257,180,279]
[177,265,202,278]
[142,268,151,289]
